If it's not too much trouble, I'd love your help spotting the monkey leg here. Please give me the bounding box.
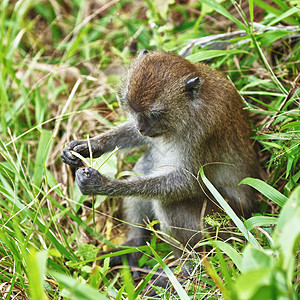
[100,196,154,278]
[123,196,154,242]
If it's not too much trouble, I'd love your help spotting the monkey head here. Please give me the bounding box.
[119,51,203,138]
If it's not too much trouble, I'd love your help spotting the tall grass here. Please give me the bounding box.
[0,0,299,299]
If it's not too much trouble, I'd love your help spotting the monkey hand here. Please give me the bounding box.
[61,140,96,167]
[75,167,111,195]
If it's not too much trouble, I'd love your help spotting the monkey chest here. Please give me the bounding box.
[134,145,183,175]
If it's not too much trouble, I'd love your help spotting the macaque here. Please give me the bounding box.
[61,50,259,268]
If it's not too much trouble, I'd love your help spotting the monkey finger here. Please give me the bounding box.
[62,143,78,160]
[62,149,76,160]
[73,144,89,156]
[61,151,83,167]
[61,141,85,163]
[75,167,108,195]
[75,167,94,195]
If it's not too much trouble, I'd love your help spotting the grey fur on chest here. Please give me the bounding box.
[134,138,186,176]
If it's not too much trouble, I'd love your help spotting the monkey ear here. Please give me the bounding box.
[185,77,201,96]
[138,49,149,58]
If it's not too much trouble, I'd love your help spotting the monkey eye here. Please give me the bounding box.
[145,111,166,121]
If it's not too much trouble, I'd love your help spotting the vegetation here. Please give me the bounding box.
[0,0,299,299]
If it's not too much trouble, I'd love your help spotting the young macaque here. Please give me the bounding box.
[61,50,260,269]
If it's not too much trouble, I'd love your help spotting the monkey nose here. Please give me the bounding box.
[137,124,147,136]
[138,128,146,136]
[82,167,91,178]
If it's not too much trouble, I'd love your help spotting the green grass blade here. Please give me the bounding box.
[263,6,300,29]
[250,36,288,95]
[148,244,190,300]
[0,188,77,261]
[253,0,298,25]
[187,49,249,62]
[248,0,254,32]
[48,195,116,250]
[26,250,48,300]
[0,70,10,132]
[134,263,161,296]
[239,178,288,207]
[50,271,110,300]
[244,216,278,231]
[200,168,261,248]
[281,121,300,130]
[196,240,243,271]
[121,257,135,300]
[273,186,300,273]
[198,0,248,30]
[33,129,52,188]
[272,0,293,10]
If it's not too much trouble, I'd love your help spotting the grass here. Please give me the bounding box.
[0,0,299,299]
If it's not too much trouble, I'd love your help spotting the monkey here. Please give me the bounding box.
[61,50,260,277]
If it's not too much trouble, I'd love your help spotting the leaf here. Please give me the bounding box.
[198,0,247,30]
[273,186,300,273]
[121,258,135,300]
[234,268,273,300]
[45,168,64,197]
[75,244,99,261]
[50,271,109,300]
[263,6,299,28]
[196,240,243,271]
[155,0,175,20]
[241,245,273,273]
[249,0,254,28]
[281,121,300,131]
[92,150,118,178]
[187,49,249,62]
[239,178,288,207]
[253,0,298,25]
[27,250,48,300]
[33,129,52,188]
[259,31,292,46]
[244,216,277,231]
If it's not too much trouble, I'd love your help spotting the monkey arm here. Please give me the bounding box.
[61,121,148,167]
[75,167,194,200]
